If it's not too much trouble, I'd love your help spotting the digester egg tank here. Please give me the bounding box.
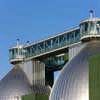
[49,12,100,100]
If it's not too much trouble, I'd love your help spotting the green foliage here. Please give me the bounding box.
[22,94,49,100]
[63,53,68,62]
[89,54,100,100]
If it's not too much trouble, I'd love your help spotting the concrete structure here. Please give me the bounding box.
[9,10,100,87]
[0,10,100,100]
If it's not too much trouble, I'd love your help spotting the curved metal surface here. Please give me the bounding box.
[50,40,100,100]
[0,64,50,100]
[0,66,32,100]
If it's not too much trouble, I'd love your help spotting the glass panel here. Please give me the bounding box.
[84,22,88,33]
[96,21,100,34]
[81,22,88,36]
[89,21,96,34]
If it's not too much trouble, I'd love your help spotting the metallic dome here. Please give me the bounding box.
[0,64,50,100]
[50,40,100,100]
[0,65,31,100]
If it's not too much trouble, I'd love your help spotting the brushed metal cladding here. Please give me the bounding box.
[69,42,84,60]
[20,60,33,85]
[50,40,100,100]
[20,60,45,86]
[0,62,49,100]
[0,65,32,100]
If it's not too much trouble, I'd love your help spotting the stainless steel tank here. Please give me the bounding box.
[0,64,50,100]
[0,65,31,100]
[49,40,100,100]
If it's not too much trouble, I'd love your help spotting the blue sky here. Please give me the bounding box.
[0,0,99,80]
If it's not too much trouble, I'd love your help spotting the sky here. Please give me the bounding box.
[0,0,99,80]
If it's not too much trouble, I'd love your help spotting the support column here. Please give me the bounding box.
[19,60,45,86]
[33,60,45,86]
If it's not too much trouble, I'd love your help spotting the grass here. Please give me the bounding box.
[89,54,100,100]
[22,94,49,100]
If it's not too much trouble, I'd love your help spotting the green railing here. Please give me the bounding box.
[25,38,80,59]
[10,30,80,61]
